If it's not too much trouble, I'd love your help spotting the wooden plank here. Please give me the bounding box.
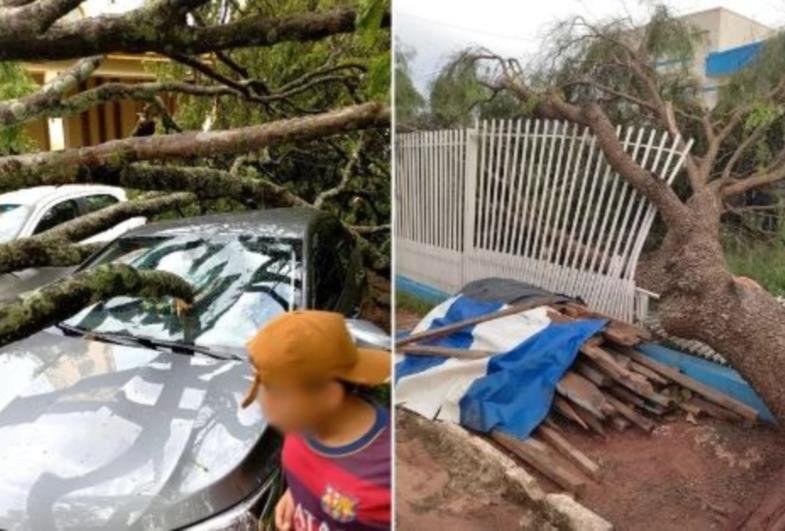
[583,343,664,401]
[610,415,630,432]
[491,430,587,496]
[398,345,491,359]
[573,403,607,436]
[552,397,589,430]
[574,360,613,387]
[608,385,665,416]
[536,424,600,480]
[627,350,758,422]
[603,392,655,432]
[688,397,743,423]
[396,296,560,347]
[561,302,652,344]
[629,360,669,385]
[557,372,615,418]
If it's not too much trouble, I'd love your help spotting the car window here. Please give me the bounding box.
[0,204,31,243]
[313,223,352,309]
[84,194,119,213]
[64,234,303,351]
[33,199,80,234]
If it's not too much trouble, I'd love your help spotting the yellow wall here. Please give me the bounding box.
[22,54,171,151]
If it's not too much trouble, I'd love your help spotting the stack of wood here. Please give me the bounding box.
[396,297,760,498]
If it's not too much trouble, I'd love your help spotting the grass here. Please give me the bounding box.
[725,235,785,296]
[395,290,436,316]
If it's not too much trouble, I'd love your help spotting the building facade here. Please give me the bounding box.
[675,7,773,106]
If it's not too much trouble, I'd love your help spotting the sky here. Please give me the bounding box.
[395,0,785,94]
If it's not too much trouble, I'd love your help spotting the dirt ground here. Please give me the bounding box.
[394,303,785,530]
[568,417,785,530]
[396,415,534,530]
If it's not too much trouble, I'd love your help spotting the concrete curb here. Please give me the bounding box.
[401,410,613,531]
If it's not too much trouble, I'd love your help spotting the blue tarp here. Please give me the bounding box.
[395,295,606,438]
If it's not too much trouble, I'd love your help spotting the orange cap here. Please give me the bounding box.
[241,310,390,407]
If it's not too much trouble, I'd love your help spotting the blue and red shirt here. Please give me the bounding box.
[282,403,391,531]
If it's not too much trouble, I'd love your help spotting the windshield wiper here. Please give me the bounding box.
[133,336,242,361]
[55,323,241,361]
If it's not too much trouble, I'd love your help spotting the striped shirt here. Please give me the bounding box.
[282,402,391,531]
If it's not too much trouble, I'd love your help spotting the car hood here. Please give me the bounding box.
[0,330,273,531]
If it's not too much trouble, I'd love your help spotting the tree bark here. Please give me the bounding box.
[0,263,192,348]
[0,7,388,61]
[0,192,196,274]
[653,192,785,422]
[0,102,389,189]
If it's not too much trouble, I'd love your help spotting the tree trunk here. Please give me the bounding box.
[0,264,193,348]
[655,192,785,423]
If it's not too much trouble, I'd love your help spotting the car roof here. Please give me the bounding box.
[122,207,329,239]
[0,185,123,206]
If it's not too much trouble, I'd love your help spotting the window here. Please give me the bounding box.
[0,204,30,243]
[33,200,80,234]
[84,194,119,214]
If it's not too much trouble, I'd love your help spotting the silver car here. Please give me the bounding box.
[0,185,145,300]
[0,207,389,530]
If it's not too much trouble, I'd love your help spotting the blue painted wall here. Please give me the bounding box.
[705,41,763,77]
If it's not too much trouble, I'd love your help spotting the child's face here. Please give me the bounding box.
[256,378,343,433]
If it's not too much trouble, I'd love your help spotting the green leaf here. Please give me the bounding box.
[367,52,391,101]
[356,0,387,44]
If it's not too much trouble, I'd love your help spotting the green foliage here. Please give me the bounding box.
[725,234,785,296]
[367,51,391,101]
[719,34,785,108]
[147,0,390,233]
[426,53,523,128]
[0,62,35,155]
[393,42,425,130]
[428,56,485,128]
[356,0,387,44]
[395,290,435,316]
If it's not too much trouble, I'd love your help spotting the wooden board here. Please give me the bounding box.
[491,430,587,496]
[536,424,600,479]
[627,350,758,422]
[398,345,491,358]
[396,297,560,347]
[557,372,615,418]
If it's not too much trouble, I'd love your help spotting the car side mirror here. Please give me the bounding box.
[345,318,391,351]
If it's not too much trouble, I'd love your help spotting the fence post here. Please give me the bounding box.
[462,127,479,285]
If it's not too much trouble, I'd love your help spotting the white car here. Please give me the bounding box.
[0,185,146,299]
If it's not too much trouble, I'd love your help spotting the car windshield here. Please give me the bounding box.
[63,234,303,352]
[0,204,30,243]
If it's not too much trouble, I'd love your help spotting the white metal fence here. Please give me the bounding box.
[395,119,693,322]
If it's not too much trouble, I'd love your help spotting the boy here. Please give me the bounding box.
[241,310,391,531]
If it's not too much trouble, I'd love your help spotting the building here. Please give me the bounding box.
[19,1,172,151]
[670,7,774,106]
[21,54,170,151]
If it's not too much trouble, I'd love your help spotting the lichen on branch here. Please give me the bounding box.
[0,264,193,348]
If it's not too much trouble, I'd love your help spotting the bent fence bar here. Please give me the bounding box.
[395,119,693,322]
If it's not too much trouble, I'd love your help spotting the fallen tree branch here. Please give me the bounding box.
[0,78,233,127]
[0,239,100,275]
[314,136,364,208]
[0,7,389,61]
[0,263,193,348]
[0,102,389,189]
[0,55,102,126]
[43,191,196,241]
[0,192,196,275]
